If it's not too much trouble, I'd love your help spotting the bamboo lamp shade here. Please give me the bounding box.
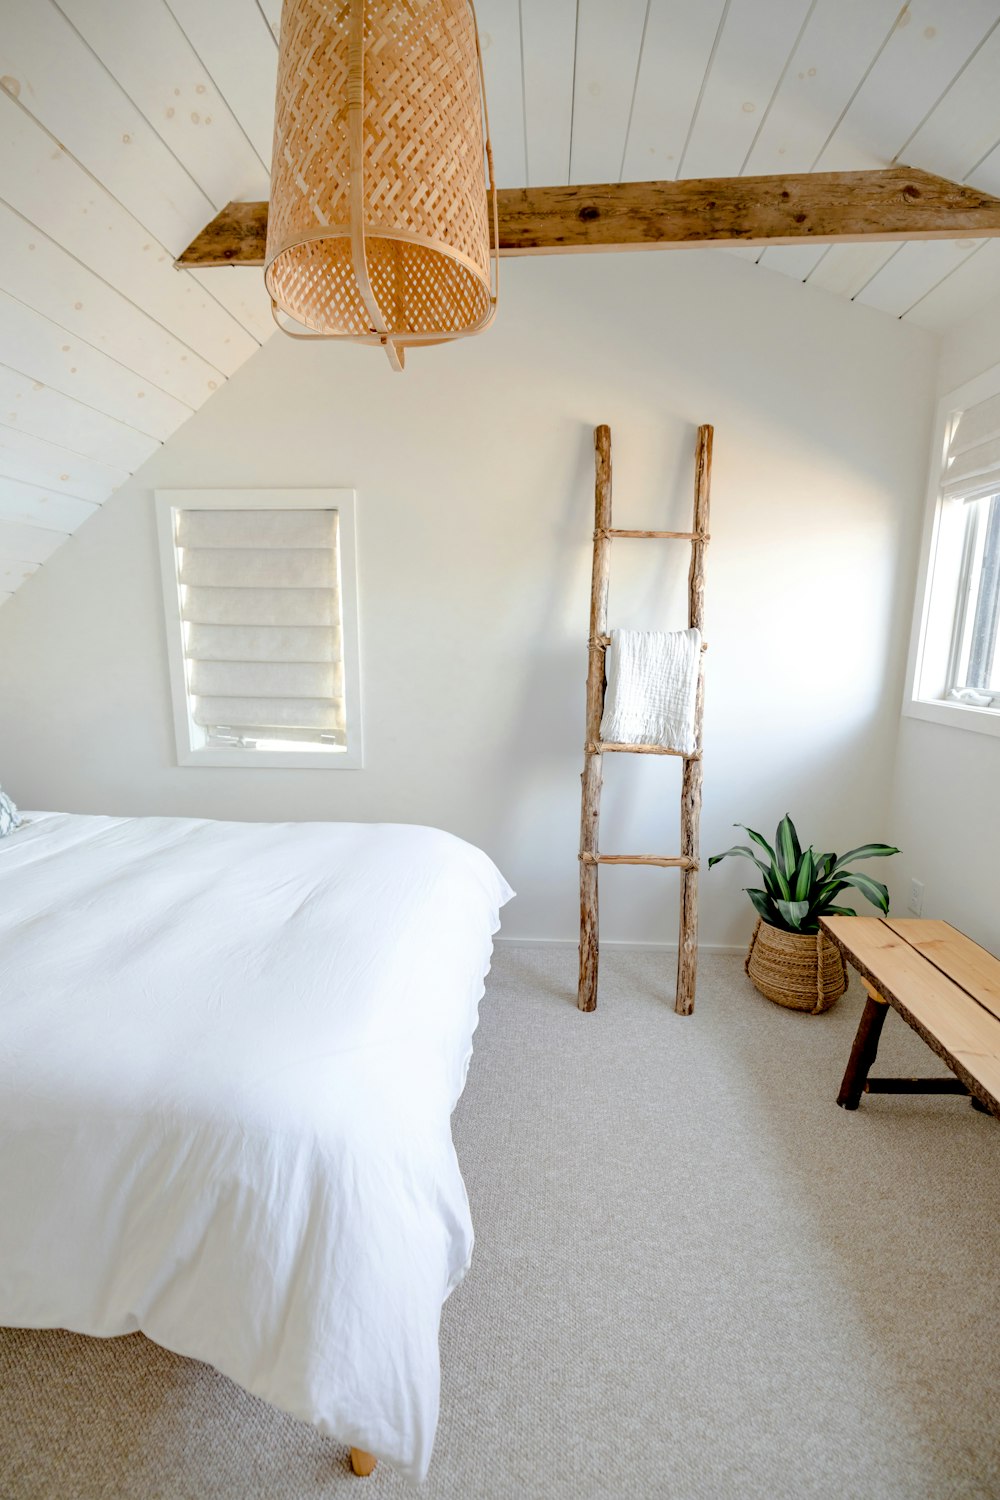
[265,0,498,371]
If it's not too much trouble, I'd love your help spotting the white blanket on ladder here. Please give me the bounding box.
[600,628,702,755]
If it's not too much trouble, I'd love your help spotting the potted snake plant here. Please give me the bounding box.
[709,816,899,1013]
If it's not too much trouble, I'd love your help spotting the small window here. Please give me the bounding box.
[906,378,1000,735]
[949,493,1000,705]
[156,489,363,768]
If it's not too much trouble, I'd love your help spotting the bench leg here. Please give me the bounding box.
[837,983,890,1110]
[350,1449,377,1477]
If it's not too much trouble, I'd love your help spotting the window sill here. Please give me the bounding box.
[903,696,1000,740]
[177,745,363,770]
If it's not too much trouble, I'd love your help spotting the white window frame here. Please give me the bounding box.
[155,487,364,769]
[903,366,1000,742]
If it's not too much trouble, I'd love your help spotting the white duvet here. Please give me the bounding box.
[0,812,512,1481]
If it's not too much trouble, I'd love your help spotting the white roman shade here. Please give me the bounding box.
[942,391,1000,502]
[175,508,346,748]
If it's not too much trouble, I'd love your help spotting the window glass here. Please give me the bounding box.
[949,494,1000,707]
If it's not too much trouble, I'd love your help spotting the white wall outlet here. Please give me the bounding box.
[908,879,924,916]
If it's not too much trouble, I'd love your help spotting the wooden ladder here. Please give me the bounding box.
[578,422,713,1015]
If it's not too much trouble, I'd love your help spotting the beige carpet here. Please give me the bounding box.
[2,947,999,1499]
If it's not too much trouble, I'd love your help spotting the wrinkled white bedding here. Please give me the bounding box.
[0,812,512,1480]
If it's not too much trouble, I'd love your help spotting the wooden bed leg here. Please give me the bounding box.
[350,1448,377,1477]
[837,982,889,1110]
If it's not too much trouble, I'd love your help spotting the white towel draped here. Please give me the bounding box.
[600,628,702,754]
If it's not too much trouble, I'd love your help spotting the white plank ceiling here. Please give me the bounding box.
[2,0,1000,606]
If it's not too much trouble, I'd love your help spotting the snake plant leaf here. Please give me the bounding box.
[735,824,777,864]
[715,831,790,897]
[775,897,810,931]
[836,871,890,912]
[710,818,898,934]
[746,887,780,925]
[794,848,814,903]
[813,879,848,908]
[707,844,771,875]
[832,843,900,872]
[775,815,801,882]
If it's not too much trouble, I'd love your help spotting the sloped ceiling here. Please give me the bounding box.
[2,0,1000,607]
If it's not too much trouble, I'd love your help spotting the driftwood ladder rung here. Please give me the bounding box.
[588,742,700,757]
[578,422,713,1016]
[580,854,697,869]
[602,529,709,540]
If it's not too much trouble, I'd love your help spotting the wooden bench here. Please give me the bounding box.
[819,916,1000,1118]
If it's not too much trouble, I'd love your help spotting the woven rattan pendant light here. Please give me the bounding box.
[265,0,498,372]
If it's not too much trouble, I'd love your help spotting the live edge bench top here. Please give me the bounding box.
[820,916,1000,1113]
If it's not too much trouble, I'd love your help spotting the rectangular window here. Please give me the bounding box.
[949,493,1000,703]
[905,377,1000,736]
[156,489,362,768]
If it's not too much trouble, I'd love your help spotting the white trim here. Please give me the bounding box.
[155,488,364,770]
[903,362,1000,741]
[902,696,1000,738]
[493,936,747,954]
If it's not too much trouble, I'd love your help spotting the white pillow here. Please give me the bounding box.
[0,787,22,838]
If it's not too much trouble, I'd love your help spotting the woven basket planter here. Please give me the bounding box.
[745,917,847,1014]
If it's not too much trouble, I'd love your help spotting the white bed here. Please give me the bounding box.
[0,811,512,1481]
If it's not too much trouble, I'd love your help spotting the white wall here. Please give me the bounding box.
[0,250,937,947]
[937,285,1000,394]
[885,291,1000,951]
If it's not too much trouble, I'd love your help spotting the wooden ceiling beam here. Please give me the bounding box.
[175,167,1000,269]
